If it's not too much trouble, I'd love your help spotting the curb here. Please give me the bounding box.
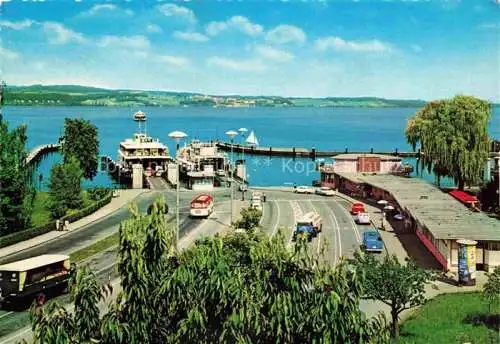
[0,190,150,260]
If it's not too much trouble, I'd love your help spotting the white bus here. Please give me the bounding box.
[190,194,215,218]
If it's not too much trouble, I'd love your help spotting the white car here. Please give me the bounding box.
[315,187,336,196]
[355,212,371,225]
[295,185,314,194]
[250,200,263,211]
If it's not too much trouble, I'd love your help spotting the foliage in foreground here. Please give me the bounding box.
[350,252,436,340]
[483,266,500,314]
[30,198,391,344]
[234,207,262,230]
[0,113,35,235]
[406,95,491,189]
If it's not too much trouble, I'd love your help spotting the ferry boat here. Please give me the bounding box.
[118,132,171,173]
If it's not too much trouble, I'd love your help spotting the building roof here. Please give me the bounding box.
[449,190,478,204]
[333,153,402,161]
[336,173,500,242]
[0,254,70,272]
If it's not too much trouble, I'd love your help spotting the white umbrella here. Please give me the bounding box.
[394,214,404,220]
[377,200,388,205]
[384,205,395,211]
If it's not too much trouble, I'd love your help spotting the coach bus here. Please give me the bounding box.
[0,254,72,307]
[190,194,215,218]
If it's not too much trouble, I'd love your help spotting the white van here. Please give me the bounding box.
[297,211,323,233]
[355,212,370,225]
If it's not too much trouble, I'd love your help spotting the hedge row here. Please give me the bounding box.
[0,190,113,249]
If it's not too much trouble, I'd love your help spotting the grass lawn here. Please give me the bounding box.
[70,231,119,263]
[400,292,499,344]
[30,192,51,228]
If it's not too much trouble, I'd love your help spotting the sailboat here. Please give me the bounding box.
[246,130,259,146]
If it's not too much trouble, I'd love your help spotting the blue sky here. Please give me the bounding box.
[1,0,498,100]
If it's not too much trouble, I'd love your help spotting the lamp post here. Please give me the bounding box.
[226,130,238,225]
[168,130,188,251]
[238,128,248,183]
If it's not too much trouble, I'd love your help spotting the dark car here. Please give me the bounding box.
[362,230,384,253]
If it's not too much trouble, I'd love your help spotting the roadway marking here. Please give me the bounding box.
[324,201,342,265]
[329,200,361,243]
[0,312,13,321]
[270,201,281,238]
[308,201,322,256]
[288,201,303,244]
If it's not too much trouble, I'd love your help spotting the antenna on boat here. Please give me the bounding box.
[133,111,147,134]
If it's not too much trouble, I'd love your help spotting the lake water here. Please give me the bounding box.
[3,106,499,188]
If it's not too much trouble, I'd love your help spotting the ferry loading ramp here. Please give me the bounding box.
[337,173,500,242]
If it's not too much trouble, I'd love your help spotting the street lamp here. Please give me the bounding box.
[238,128,248,183]
[168,130,188,251]
[226,130,238,225]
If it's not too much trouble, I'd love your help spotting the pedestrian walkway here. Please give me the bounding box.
[0,189,149,259]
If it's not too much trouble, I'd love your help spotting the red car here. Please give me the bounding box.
[351,203,366,215]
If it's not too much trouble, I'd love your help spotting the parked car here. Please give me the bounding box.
[355,212,370,225]
[315,187,336,196]
[295,185,314,194]
[351,203,366,215]
[362,230,384,253]
[250,199,263,211]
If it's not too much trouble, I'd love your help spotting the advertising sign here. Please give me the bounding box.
[457,239,477,286]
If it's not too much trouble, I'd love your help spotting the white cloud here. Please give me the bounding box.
[206,16,263,37]
[97,35,150,49]
[147,24,162,33]
[478,22,500,29]
[81,4,134,17]
[254,45,294,62]
[158,4,196,23]
[0,19,34,30]
[156,55,189,67]
[265,25,306,45]
[43,22,87,45]
[173,31,209,42]
[0,46,19,60]
[207,56,265,71]
[411,44,423,53]
[315,36,392,52]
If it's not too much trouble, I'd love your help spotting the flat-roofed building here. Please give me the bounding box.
[335,173,500,272]
[319,153,412,188]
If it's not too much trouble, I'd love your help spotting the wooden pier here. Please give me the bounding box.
[215,142,419,158]
[217,142,500,159]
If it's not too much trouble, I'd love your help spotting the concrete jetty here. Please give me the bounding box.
[26,143,60,165]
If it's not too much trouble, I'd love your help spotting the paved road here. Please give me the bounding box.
[259,190,374,263]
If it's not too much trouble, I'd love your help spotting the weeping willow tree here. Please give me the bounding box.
[30,197,391,344]
[406,95,491,189]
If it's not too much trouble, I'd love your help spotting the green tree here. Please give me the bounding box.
[61,118,99,180]
[483,266,500,314]
[30,266,109,343]
[30,198,391,344]
[351,252,435,340]
[47,156,83,218]
[406,95,491,189]
[234,207,262,230]
[0,114,34,235]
